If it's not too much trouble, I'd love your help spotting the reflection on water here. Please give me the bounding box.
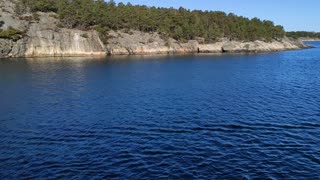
[1,43,320,179]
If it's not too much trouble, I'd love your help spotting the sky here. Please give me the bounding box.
[113,0,320,32]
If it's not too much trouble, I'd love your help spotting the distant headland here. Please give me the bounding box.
[0,0,315,58]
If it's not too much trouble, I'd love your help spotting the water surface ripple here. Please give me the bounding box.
[1,42,320,179]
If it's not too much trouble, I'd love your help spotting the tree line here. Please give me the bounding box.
[16,0,286,42]
[286,31,320,39]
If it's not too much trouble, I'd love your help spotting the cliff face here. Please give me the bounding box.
[21,13,105,57]
[0,0,105,58]
[0,0,308,58]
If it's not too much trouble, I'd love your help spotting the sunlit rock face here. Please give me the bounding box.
[0,0,106,58]
[106,30,307,55]
[23,21,106,57]
[22,29,106,57]
[17,13,106,57]
[221,38,307,53]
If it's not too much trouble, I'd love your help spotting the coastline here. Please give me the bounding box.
[0,1,310,59]
[0,41,310,59]
[1,46,310,59]
[105,31,309,56]
[0,26,309,58]
[301,39,320,42]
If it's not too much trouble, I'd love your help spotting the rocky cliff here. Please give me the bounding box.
[0,0,309,58]
[106,30,308,55]
[0,0,105,58]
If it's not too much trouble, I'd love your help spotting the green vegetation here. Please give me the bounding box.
[16,0,285,42]
[0,27,24,41]
[19,0,58,12]
[286,31,320,39]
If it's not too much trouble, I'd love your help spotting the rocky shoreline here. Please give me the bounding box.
[105,30,308,56]
[0,0,309,58]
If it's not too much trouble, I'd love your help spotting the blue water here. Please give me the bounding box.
[1,42,320,179]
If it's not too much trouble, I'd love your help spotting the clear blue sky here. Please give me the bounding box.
[113,0,320,32]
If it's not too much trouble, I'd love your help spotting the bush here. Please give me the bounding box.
[95,26,110,44]
[0,27,24,41]
[20,0,58,12]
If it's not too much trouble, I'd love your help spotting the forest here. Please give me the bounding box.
[15,0,286,42]
[286,31,320,39]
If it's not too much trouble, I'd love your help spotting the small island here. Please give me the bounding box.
[0,0,315,58]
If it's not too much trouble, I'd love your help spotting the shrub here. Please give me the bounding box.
[0,27,24,41]
[95,26,109,44]
[20,0,58,12]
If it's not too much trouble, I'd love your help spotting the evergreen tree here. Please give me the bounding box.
[17,0,287,42]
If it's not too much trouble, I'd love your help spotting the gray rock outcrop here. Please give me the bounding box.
[0,0,105,58]
[106,30,308,55]
[21,13,105,57]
